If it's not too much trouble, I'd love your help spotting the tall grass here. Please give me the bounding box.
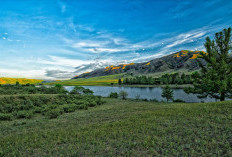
[0,99,231,156]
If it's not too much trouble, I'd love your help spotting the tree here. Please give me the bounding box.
[109,92,118,98]
[16,81,20,86]
[161,85,173,102]
[70,86,85,94]
[118,78,122,85]
[185,27,232,101]
[83,88,94,95]
[119,90,128,100]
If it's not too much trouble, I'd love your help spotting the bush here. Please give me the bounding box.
[0,113,13,121]
[33,107,43,113]
[96,96,105,105]
[119,91,128,100]
[62,104,77,113]
[87,100,97,107]
[45,109,62,119]
[16,111,33,119]
[173,99,185,103]
[77,104,88,110]
[109,92,118,98]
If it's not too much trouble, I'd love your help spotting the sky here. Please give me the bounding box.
[0,0,231,80]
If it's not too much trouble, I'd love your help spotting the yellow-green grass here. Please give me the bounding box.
[0,77,43,85]
[45,73,126,86]
[0,98,231,156]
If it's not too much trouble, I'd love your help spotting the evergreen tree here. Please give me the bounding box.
[185,27,232,101]
[118,78,122,85]
[161,84,173,102]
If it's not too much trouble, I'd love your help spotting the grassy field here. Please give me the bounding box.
[0,98,231,156]
[46,73,125,86]
[0,77,43,85]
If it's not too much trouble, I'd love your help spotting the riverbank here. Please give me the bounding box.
[1,98,231,156]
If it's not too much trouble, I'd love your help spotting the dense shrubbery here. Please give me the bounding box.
[121,72,198,85]
[0,91,105,121]
[109,92,118,98]
[0,84,68,95]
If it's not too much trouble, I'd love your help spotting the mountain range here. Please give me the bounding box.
[73,50,206,79]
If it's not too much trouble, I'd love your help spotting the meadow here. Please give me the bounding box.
[0,98,231,156]
[46,74,125,86]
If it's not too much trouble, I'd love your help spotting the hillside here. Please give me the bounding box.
[73,50,206,79]
[0,78,43,85]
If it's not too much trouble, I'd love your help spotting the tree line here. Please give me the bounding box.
[118,72,199,85]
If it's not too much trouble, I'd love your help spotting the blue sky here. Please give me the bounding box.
[0,0,231,79]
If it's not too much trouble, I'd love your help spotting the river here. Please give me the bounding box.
[64,86,219,103]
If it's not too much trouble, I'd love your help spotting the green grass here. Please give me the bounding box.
[45,70,197,86]
[0,98,231,156]
[46,73,126,86]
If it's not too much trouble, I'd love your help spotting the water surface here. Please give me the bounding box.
[64,86,218,103]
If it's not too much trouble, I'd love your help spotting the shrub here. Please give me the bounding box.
[87,100,97,107]
[77,104,88,110]
[45,109,62,119]
[119,91,128,100]
[16,111,33,119]
[96,96,105,105]
[33,107,43,113]
[173,99,185,103]
[109,92,118,98]
[3,104,14,113]
[0,113,13,121]
[62,104,77,113]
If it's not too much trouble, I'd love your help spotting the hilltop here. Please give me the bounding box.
[73,50,206,79]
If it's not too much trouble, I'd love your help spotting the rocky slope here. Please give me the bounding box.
[73,50,206,79]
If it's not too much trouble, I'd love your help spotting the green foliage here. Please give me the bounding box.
[16,110,33,119]
[70,86,85,94]
[186,27,232,101]
[161,85,173,102]
[83,88,94,95]
[118,78,122,85]
[173,99,185,103]
[0,84,68,95]
[45,109,62,119]
[62,104,77,113]
[119,90,128,100]
[109,92,118,98]
[0,93,105,121]
[122,73,193,85]
[0,113,12,121]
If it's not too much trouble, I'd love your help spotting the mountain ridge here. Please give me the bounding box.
[73,50,206,79]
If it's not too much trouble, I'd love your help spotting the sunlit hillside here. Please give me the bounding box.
[0,78,43,85]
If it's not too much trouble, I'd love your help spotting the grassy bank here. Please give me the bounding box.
[0,98,231,156]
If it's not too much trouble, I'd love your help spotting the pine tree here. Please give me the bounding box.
[185,27,232,101]
[161,84,173,102]
[118,78,122,85]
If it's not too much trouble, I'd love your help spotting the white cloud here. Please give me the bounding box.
[37,55,92,67]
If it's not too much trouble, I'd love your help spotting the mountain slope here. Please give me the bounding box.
[73,50,206,79]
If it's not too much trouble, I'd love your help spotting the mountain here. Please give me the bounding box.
[73,50,206,79]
